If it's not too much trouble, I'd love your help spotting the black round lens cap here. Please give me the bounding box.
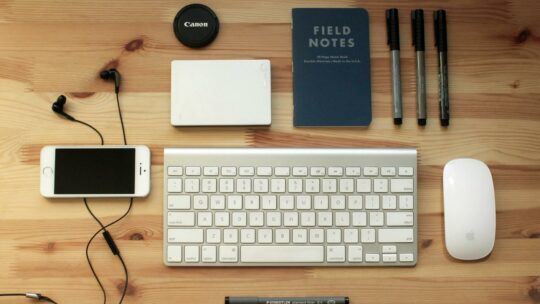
[173,4,219,48]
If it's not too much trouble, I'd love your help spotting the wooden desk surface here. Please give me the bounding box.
[1,0,539,303]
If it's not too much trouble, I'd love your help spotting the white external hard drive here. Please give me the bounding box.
[171,60,272,126]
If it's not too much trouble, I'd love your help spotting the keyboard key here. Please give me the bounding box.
[339,179,354,193]
[386,212,414,226]
[309,229,324,243]
[222,167,237,176]
[399,167,414,176]
[249,212,264,226]
[167,179,182,192]
[378,228,414,243]
[365,253,380,262]
[219,179,234,193]
[168,195,190,209]
[240,229,255,243]
[363,167,379,176]
[296,196,311,210]
[365,195,380,209]
[203,167,218,176]
[374,179,388,193]
[168,167,183,176]
[335,212,350,226]
[239,167,254,176]
[283,212,299,226]
[168,229,203,243]
[322,179,337,193]
[202,179,217,193]
[184,179,200,193]
[288,179,303,193]
[227,196,243,210]
[352,212,367,226]
[232,212,247,227]
[345,167,361,176]
[186,167,201,176]
[185,246,199,262]
[330,195,346,209]
[382,195,397,209]
[391,179,414,193]
[193,195,208,210]
[399,195,414,209]
[224,229,238,243]
[219,246,238,262]
[262,195,277,209]
[301,212,316,227]
[314,196,329,210]
[197,212,212,227]
[382,245,397,253]
[328,167,343,176]
[279,196,295,210]
[258,229,273,243]
[348,246,363,262]
[381,167,396,176]
[292,167,308,176]
[167,245,182,262]
[348,196,363,210]
[326,229,341,243]
[275,167,290,176]
[241,246,324,263]
[245,196,259,209]
[327,246,345,262]
[215,212,230,227]
[257,167,272,176]
[292,229,307,243]
[207,229,221,243]
[399,253,414,262]
[266,212,281,227]
[318,212,332,227]
[356,179,371,193]
[310,167,326,176]
[344,229,359,243]
[202,246,217,262]
[369,212,384,226]
[271,179,286,193]
[210,195,225,209]
[236,179,251,193]
[305,179,320,193]
[168,212,195,226]
[254,179,269,193]
[361,228,376,243]
[275,229,290,243]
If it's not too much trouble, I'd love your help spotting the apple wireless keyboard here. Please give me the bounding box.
[163,148,417,266]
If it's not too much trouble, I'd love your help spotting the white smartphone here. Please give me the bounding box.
[40,145,151,198]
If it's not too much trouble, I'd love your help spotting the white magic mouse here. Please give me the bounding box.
[443,158,496,260]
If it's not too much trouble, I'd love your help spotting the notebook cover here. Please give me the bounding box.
[292,8,372,127]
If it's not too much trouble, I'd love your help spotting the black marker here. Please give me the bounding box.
[412,9,427,126]
[225,297,349,304]
[386,8,402,125]
[434,10,449,126]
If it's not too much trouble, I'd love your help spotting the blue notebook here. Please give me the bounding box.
[292,8,372,127]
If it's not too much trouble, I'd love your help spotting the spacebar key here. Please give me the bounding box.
[241,246,324,263]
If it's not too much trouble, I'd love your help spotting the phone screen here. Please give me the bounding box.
[54,148,135,194]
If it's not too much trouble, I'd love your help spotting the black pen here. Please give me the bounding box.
[412,9,427,126]
[386,8,402,125]
[434,9,449,126]
[226,297,349,304]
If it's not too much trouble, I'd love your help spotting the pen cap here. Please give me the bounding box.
[434,10,448,52]
[411,9,425,51]
[386,8,400,50]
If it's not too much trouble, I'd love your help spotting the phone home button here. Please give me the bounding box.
[43,167,53,177]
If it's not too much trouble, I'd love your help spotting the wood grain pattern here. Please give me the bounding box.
[1,0,539,303]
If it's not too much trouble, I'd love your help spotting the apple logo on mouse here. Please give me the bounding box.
[466,230,475,241]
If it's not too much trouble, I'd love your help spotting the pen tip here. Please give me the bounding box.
[441,119,449,126]
[394,118,402,125]
[418,119,426,126]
